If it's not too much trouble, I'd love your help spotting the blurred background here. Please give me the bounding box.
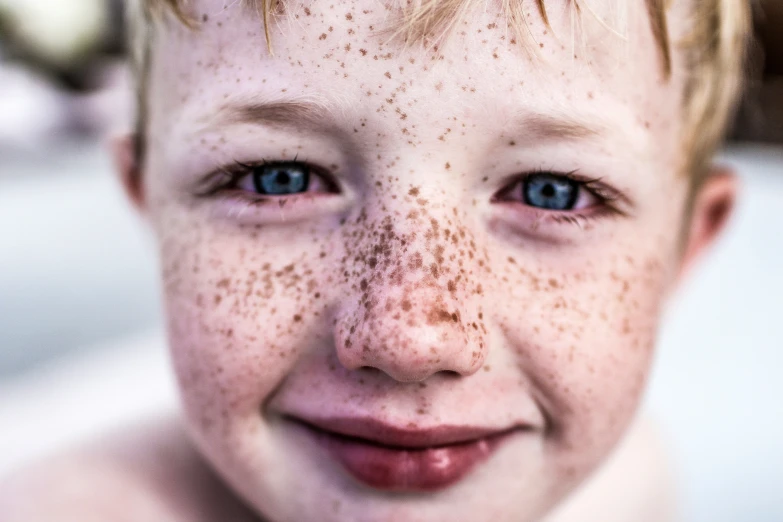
[0,1,781,521]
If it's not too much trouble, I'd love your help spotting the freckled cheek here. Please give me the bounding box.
[553,266,668,437]
[157,226,315,422]
[500,245,670,439]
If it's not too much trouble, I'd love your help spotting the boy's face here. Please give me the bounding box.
[127,0,727,520]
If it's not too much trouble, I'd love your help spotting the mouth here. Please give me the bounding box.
[289,416,524,492]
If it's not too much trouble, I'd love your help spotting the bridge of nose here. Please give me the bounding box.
[331,189,490,382]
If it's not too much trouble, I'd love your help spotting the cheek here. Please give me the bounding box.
[152,207,330,436]
[496,234,675,459]
[563,256,664,424]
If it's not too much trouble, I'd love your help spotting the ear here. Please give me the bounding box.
[677,165,739,281]
[110,134,146,213]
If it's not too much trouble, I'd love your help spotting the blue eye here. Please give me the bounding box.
[523,174,579,211]
[252,162,310,195]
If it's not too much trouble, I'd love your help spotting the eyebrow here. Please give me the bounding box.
[205,98,337,133]
[204,98,607,144]
[505,111,605,143]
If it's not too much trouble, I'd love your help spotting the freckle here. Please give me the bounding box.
[319,33,327,40]
[202,13,209,22]
[293,314,303,322]
[345,12,352,20]
[384,71,392,79]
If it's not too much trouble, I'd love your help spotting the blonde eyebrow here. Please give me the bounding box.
[203,97,608,145]
[509,112,605,142]
[208,98,337,133]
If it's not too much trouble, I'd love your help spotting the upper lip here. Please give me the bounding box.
[291,416,524,449]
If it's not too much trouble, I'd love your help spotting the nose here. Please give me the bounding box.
[333,199,488,383]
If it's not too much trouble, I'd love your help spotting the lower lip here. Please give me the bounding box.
[310,428,513,492]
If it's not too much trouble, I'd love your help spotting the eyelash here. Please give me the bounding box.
[197,161,625,227]
[494,169,625,225]
[197,158,337,198]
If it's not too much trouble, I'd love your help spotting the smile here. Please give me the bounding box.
[291,416,524,492]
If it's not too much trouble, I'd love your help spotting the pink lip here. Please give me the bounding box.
[293,417,522,492]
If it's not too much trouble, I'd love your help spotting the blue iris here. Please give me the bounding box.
[523,174,579,211]
[253,163,310,195]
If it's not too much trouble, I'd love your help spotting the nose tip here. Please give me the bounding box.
[334,289,486,383]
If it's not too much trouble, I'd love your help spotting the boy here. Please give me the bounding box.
[0,0,750,520]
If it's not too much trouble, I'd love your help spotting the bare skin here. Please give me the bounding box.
[0,0,736,520]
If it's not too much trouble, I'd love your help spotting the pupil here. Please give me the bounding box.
[275,171,291,185]
[541,184,556,198]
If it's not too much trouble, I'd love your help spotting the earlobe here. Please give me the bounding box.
[678,166,739,281]
[110,134,146,212]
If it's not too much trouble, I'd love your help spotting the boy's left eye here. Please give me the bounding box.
[499,172,600,211]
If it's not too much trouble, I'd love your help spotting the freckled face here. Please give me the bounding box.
[144,1,689,520]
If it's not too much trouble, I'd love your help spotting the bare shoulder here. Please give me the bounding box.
[544,413,679,522]
[0,418,258,522]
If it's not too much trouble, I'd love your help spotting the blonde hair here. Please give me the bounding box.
[127,0,751,180]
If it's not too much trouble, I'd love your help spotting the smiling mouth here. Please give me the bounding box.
[289,416,524,492]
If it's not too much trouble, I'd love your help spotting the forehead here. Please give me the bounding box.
[148,0,683,156]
